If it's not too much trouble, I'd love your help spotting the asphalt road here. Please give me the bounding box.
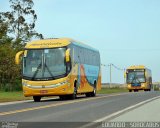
[0,91,160,128]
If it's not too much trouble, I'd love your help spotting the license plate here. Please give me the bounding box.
[40,90,48,94]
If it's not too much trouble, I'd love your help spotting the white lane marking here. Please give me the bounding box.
[0,100,33,106]
[81,95,160,128]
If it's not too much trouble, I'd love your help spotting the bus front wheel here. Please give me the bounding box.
[33,96,41,102]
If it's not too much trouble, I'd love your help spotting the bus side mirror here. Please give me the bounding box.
[65,49,70,62]
[15,51,24,65]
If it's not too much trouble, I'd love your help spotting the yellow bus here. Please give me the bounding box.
[15,38,101,102]
[125,65,152,92]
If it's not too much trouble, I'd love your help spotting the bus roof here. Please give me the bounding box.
[72,41,98,52]
[25,38,71,49]
[25,38,98,52]
[127,65,147,70]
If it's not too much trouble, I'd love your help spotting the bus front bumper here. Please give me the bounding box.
[23,84,73,97]
[127,84,148,90]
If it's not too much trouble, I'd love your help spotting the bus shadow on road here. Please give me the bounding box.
[34,95,97,103]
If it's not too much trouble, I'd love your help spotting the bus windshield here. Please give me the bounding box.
[127,70,145,84]
[23,48,66,80]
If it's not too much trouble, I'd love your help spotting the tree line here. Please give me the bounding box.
[0,0,43,91]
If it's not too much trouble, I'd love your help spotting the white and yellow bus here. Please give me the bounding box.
[126,65,152,92]
[15,38,101,102]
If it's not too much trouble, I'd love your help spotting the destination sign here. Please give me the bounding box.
[127,69,144,72]
[31,42,62,46]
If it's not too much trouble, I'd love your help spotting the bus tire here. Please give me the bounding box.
[90,88,96,97]
[59,95,66,100]
[90,81,97,97]
[70,87,77,99]
[134,90,138,92]
[70,81,77,100]
[33,96,41,102]
[129,90,132,92]
[85,93,91,97]
[146,89,151,91]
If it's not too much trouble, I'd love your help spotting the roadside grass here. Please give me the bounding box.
[97,87,128,94]
[1,86,159,103]
[0,87,128,103]
[0,91,57,103]
[0,91,32,102]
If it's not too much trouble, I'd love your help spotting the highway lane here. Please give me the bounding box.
[0,91,160,128]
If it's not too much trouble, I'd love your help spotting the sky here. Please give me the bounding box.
[1,0,160,83]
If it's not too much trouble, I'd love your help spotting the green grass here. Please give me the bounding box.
[0,91,32,102]
[0,87,128,103]
[97,87,128,94]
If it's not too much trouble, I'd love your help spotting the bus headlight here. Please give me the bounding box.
[128,84,131,88]
[22,82,27,86]
[22,80,68,88]
[50,80,68,87]
[141,84,145,88]
[22,82,31,87]
[59,80,68,85]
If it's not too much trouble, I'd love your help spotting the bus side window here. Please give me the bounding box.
[76,47,79,63]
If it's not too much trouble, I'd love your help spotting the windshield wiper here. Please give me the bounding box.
[31,63,42,80]
[31,63,55,80]
[44,64,55,79]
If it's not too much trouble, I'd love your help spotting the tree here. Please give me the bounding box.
[0,42,21,91]
[0,0,43,46]
[0,0,43,91]
[0,19,20,91]
[0,19,8,39]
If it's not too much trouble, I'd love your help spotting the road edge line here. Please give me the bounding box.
[80,95,160,128]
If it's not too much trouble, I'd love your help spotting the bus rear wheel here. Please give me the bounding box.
[90,82,97,97]
[85,93,91,97]
[144,89,151,91]
[90,87,96,97]
[33,96,41,102]
[70,87,77,99]
[129,90,132,92]
[59,95,66,100]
